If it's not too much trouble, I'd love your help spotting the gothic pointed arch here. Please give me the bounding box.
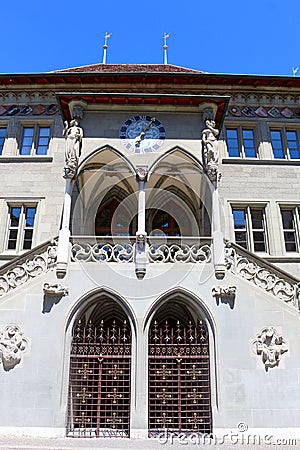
[146,148,212,237]
[145,288,214,436]
[72,146,137,236]
[66,288,136,438]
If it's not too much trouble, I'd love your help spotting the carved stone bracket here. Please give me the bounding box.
[212,285,236,298]
[225,242,300,310]
[252,326,288,371]
[43,283,69,297]
[0,239,57,297]
[0,325,28,371]
[136,165,149,181]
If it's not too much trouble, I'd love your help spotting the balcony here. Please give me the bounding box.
[70,236,212,264]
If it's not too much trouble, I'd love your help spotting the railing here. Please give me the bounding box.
[70,236,212,264]
[225,242,300,311]
[0,238,57,297]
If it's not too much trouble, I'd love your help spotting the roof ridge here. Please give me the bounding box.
[52,63,205,74]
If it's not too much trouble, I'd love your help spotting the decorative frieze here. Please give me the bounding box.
[225,243,300,310]
[0,325,28,371]
[0,103,59,116]
[227,104,299,119]
[0,239,57,297]
[252,326,288,370]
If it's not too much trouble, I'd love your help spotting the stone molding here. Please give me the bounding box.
[0,324,28,371]
[252,326,288,370]
[225,242,300,310]
[0,239,57,297]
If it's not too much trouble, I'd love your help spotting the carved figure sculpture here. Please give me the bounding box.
[201,119,220,183]
[0,325,28,370]
[253,326,288,370]
[63,119,83,179]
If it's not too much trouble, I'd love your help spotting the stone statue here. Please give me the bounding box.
[201,119,220,183]
[0,325,28,370]
[63,119,83,179]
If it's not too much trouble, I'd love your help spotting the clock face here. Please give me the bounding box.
[119,115,166,153]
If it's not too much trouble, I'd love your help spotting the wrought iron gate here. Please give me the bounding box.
[149,319,212,436]
[67,319,131,438]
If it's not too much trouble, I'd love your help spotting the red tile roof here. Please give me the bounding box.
[53,63,205,74]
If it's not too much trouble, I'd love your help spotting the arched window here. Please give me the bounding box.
[149,201,193,236]
[95,199,135,236]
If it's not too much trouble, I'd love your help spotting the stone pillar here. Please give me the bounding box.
[130,321,148,438]
[211,183,225,279]
[56,179,74,278]
[134,166,149,280]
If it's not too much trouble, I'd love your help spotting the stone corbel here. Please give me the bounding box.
[68,100,87,120]
[134,233,149,280]
[199,103,218,121]
[212,285,236,298]
[43,283,69,297]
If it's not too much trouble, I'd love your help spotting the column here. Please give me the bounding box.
[134,166,149,280]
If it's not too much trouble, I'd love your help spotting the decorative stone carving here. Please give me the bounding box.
[63,120,83,179]
[0,239,57,297]
[201,119,220,183]
[0,325,28,370]
[252,326,288,370]
[225,243,300,311]
[71,241,211,264]
[71,243,134,262]
[212,285,236,297]
[149,243,211,263]
[136,166,148,181]
[71,105,84,120]
[43,283,69,296]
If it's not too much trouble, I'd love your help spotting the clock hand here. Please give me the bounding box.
[135,117,156,146]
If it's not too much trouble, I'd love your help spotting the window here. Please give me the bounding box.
[7,205,37,251]
[20,126,51,155]
[226,127,256,158]
[0,127,6,155]
[95,199,134,236]
[280,208,300,252]
[232,206,267,252]
[270,129,300,159]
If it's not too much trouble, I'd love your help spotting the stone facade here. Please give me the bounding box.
[0,64,299,439]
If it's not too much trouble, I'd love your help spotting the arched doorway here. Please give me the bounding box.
[67,299,132,438]
[148,300,212,436]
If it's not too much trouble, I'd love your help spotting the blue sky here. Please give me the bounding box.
[1,0,299,76]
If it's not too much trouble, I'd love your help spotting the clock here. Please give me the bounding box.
[119,115,166,153]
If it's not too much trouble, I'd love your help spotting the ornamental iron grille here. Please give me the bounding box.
[67,318,131,438]
[149,318,212,436]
